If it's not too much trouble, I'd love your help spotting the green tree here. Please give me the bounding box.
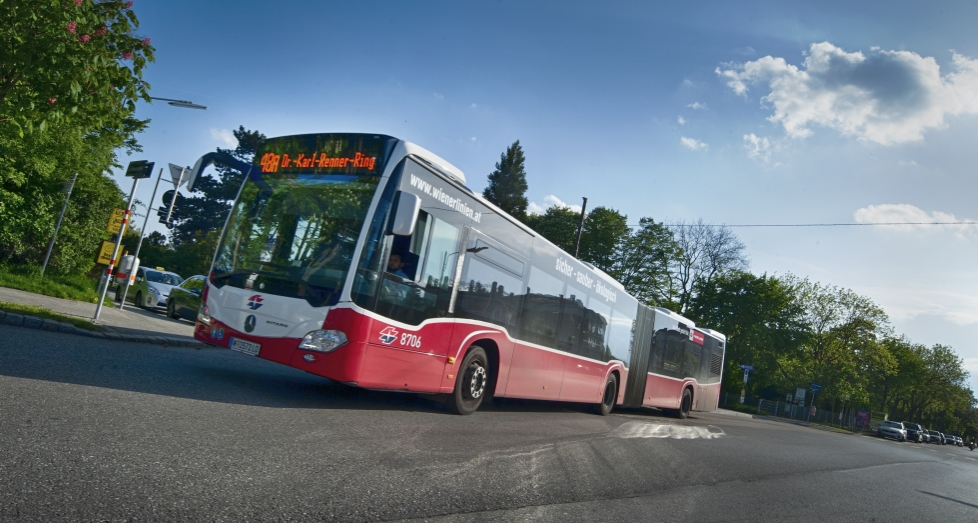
[578,206,629,272]
[0,120,142,274]
[608,217,680,306]
[524,204,579,252]
[483,140,528,220]
[688,271,807,398]
[0,0,154,134]
[169,126,265,247]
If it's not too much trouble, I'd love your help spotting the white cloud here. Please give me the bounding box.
[527,194,583,215]
[433,93,444,100]
[687,102,707,110]
[680,136,708,151]
[717,42,978,145]
[853,203,977,234]
[677,116,687,125]
[898,160,919,167]
[743,133,773,161]
[209,128,236,147]
[470,136,477,142]
[469,103,478,108]
[964,357,978,375]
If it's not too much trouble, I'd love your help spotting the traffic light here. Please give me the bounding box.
[157,190,185,225]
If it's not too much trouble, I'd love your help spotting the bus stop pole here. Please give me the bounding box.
[118,168,164,310]
[94,177,140,321]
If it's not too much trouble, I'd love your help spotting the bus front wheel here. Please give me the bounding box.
[446,346,488,415]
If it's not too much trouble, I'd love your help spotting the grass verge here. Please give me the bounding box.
[0,264,113,305]
[0,301,101,331]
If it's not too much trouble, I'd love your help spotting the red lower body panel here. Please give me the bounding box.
[643,373,690,409]
[196,307,627,405]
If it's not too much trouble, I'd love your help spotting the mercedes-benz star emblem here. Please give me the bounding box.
[244,314,257,333]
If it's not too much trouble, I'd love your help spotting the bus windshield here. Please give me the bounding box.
[210,173,381,306]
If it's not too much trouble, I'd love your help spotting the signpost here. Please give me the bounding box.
[107,208,126,234]
[118,167,169,310]
[807,382,822,421]
[739,364,754,404]
[96,241,122,266]
[94,161,145,320]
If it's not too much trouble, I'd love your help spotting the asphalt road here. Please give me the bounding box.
[2,324,978,522]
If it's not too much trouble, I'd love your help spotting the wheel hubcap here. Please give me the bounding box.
[467,365,486,400]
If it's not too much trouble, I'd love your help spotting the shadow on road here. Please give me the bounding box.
[0,325,623,418]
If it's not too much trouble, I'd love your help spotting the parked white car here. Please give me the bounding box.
[117,268,183,309]
[877,421,907,442]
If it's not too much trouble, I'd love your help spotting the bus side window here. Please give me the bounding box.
[681,342,702,380]
[661,335,684,377]
[523,266,564,349]
[455,257,524,335]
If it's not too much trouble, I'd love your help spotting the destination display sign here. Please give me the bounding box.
[255,133,396,176]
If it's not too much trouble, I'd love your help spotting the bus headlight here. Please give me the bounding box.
[299,330,347,353]
[198,305,212,325]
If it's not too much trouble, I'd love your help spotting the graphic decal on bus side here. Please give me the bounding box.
[247,294,264,310]
[379,326,398,344]
[556,256,618,303]
[408,173,482,223]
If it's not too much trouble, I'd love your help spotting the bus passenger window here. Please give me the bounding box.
[456,257,524,334]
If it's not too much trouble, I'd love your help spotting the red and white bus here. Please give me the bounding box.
[191,133,726,415]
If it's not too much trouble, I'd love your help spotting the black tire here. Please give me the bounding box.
[135,291,143,309]
[667,387,694,419]
[166,300,177,319]
[446,347,489,415]
[595,373,618,416]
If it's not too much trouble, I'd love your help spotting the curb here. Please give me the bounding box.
[0,308,208,349]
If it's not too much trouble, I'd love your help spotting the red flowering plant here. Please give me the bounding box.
[0,0,155,135]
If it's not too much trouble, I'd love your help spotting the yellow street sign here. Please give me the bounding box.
[96,241,122,266]
[107,208,126,234]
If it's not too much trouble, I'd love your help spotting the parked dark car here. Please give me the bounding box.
[902,422,926,443]
[166,275,206,321]
[927,430,945,445]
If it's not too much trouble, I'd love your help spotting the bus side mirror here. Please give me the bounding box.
[389,191,421,236]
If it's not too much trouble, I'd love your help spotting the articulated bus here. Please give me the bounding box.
[191,133,726,415]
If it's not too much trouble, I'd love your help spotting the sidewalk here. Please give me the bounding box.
[0,286,201,345]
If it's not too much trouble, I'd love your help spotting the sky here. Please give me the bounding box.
[119,0,978,390]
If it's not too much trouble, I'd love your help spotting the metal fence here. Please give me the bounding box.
[722,394,886,432]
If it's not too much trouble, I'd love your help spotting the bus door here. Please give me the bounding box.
[450,228,538,397]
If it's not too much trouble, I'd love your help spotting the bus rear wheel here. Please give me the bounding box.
[667,387,693,419]
[446,347,488,415]
[595,373,618,416]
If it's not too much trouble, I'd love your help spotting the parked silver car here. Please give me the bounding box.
[116,268,184,310]
[878,421,907,442]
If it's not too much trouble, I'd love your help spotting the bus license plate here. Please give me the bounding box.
[229,337,261,356]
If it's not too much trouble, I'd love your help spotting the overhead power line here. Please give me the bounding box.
[634,222,978,228]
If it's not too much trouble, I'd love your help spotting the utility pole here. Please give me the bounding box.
[41,173,78,277]
[572,197,587,259]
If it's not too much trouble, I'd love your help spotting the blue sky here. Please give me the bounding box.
[120,1,978,389]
